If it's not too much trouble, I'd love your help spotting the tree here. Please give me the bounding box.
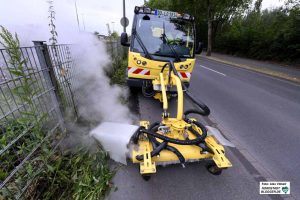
[214,2,300,62]
[205,0,250,56]
[110,31,119,40]
[147,0,250,56]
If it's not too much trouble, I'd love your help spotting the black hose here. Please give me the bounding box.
[136,119,207,146]
[160,63,169,73]
[148,122,160,148]
[135,141,186,165]
[136,141,168,161]
[141,129,205,145]
[136,122,185,164]
[133,120,206,164]
[198,142,214,154]
[131,122,160,144]
[188,126,206,141]
[148,121,160,130]
[185,91,210,116]
[185,120,207,141]
[165,145,185,164]
[184,109,208,117]
[130,126,145,144]
[185,119,211,153]
[164,61,210,116]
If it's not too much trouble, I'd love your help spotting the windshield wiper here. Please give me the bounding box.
[153,53,174,57]
[133,30,153,59]
[161,22,181,62]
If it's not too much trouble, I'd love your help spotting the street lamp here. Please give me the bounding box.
[111,22,115,32]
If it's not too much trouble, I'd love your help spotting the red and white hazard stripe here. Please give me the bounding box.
[178,72,191,79]
[128,67,150,75]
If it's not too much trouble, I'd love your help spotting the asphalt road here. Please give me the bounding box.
[190,57,300,199]
[105,57,300,200]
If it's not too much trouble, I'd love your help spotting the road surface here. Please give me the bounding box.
[105,56,300,200]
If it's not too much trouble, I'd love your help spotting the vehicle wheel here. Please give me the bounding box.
[142,85,155,98]
[129,86,139,94]
[141,174,151,181]
[206,162,222,175]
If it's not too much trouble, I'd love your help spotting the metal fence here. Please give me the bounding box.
[0,41,77,199]
[106,40,127,59]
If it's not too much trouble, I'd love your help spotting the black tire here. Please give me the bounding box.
[142,85,155,98]
[141,174,151,181]
[206,161,222,175]
[129,86,139,94]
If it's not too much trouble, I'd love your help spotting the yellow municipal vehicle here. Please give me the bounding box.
[98,6,233,181]
[121,6,202,98]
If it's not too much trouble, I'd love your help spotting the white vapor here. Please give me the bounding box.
[65,32,137,154]
[0,0,144,41]
[71,32,134,124]
[0,0,137,149]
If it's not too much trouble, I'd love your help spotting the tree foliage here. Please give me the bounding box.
[146,0,299,62]
[146,0,251,55]
[110,31,119,40]
[215,4,300,62]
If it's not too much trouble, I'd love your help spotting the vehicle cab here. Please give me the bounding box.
[121,6,202,96]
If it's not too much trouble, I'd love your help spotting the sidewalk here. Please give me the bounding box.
[198,52,300,83]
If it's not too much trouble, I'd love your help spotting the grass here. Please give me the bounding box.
[110,57,128,85]
[106,46,128,86]
[0,26,113,200]
[0,25,48,199]
[31,145,113,200]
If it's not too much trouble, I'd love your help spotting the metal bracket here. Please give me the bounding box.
[140,121,150,129]
[205,136,232,168]
[140,142,156,174]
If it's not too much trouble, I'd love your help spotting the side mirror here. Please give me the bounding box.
[195,42,203,54]
[120,32,130,47]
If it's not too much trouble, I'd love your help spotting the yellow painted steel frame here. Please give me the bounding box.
[131,70,232,175]
[159,73,168,111]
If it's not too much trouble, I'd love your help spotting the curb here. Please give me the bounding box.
[199,55,300,84]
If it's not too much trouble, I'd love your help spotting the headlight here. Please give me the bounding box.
[183,14,190,20]
[143,7,151,14]
[134,6,140,14]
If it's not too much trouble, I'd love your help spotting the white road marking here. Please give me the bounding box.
[199,65,226,76]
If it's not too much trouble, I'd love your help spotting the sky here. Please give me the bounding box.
[0,0,144,43]
[261,0,284,9]
[0,0,284,44]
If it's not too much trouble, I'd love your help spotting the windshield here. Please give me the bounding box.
[132,14,194,58]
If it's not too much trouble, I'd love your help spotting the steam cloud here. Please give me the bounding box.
[71,32,135,124]
[1,0,137,151]
[65,32,137,153]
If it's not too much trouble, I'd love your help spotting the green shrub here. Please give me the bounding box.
[0,26,113,200]
[110,57,128,85]
[215,7,300,63]
[33,146,113,200]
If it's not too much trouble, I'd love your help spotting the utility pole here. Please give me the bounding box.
[123,0,126,32]
[75,0,80,31]
[82,14,86,31]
